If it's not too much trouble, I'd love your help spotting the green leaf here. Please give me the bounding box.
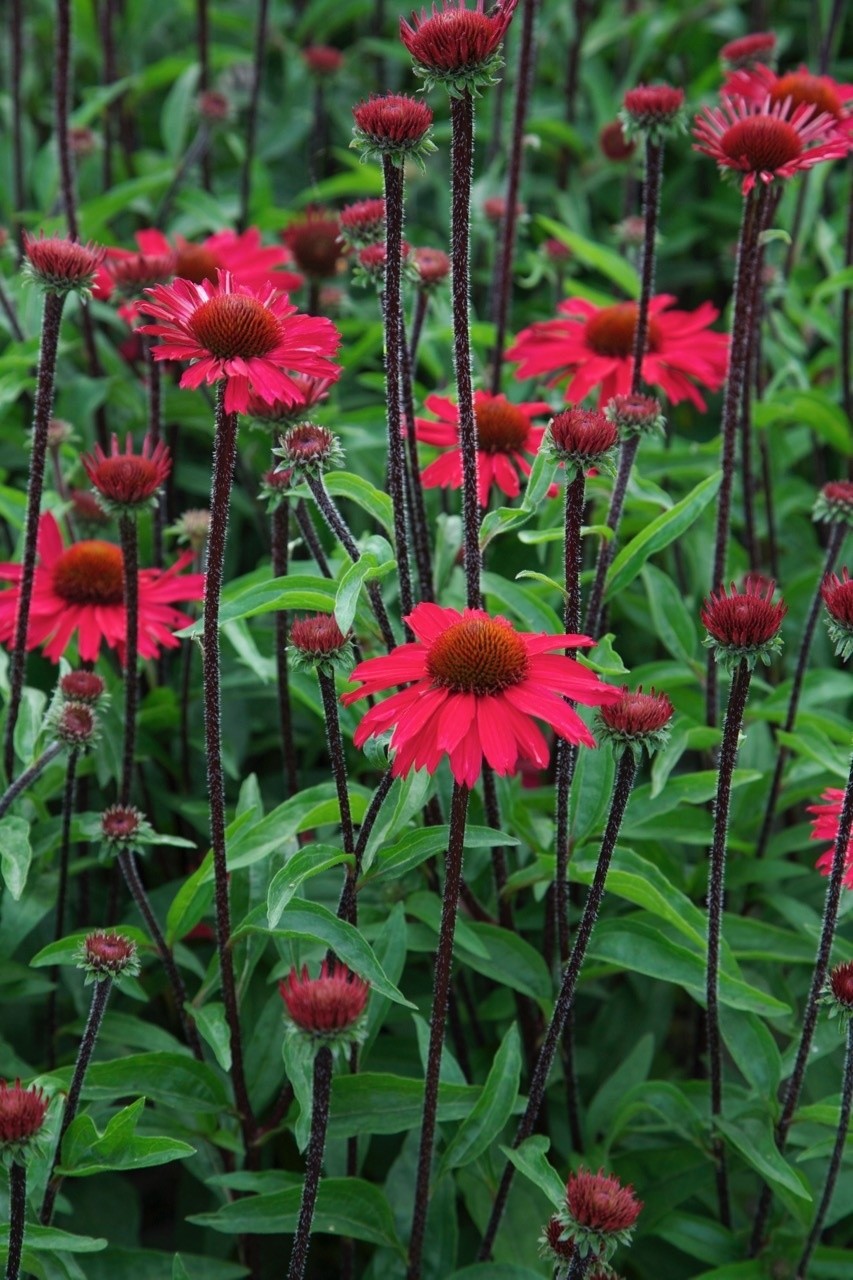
[172,1257,192,1280]
[716,1115,812,1201]
[481,572,562,634]
[755,391,853,455]
[267,846,353,927]
[361,824,519,885]
[458,923,553,1001]
[191,1004,232,1073]
[0,815,32,899]
[333,548,395,634]
[1,1225,107,1253]
[605,472,722,597]
[641,564,698,665]
[570,849,706,949]
[327,1072,487,1139]
[59,1098,196,1175]
[159,64,199,159]
[323,471,394,537]
[500,1135,565,1208]
[450,1268,545,1280]
[176,573,337,638]
[437,1025,522,1176]
[243,901,415,1008]
[537,217,640,297]
[45,1052,231,1114]
[188,1178,403,1252]
[720,1007,782,1098]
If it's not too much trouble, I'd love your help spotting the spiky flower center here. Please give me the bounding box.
[284,423,335,462]
[405,10,505,71]
[474,399,531,453]
[702,583,786,646]
[831,962,853,1009]
[57,703,96,743]
[85,932,136,969]
[52,542,124,606]
[720,116,803,172]
[101,805,142,840]
[599,688,673,736]
[585,303,662,358]
[290,614,347,656]
[0,1080,48,1145]
[190,294,281,360]
[551,408,617,457]
[90,457,163,504]
[60,671,105,703]
[427,617,530,694]
[280,962,370,1035]
[822,570,853,624]
[566,1169,643,1233]
[175,244,221,285]
[770,73,842,120]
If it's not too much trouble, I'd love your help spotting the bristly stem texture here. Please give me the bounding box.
[6,1161,27,1280]
[41,976,113,1225]
[271,504,299,796]
[48,748,79,1067]
[755,520,845,861]
[478,750,638,1260]
[287,1045,334,1280]
[750,751,853,1255]
[238,0,269,231]
[583,434,639,640]
[317,667,356,921]
[795,1018,853,1277]
[406,781,470,1280]
[0,741,64,821]
[204,389,255,1143]
[55,0,78,239]
[381,156,415,622]
[706,657,752,1231]
[400,315,434,601]
[490,0,538,395]
[630,137,664,397]
[119,515,139,806]
[449,91,481,610]
[4,290,66,780]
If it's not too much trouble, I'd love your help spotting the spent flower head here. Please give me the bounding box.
[400,0,519,95]
[597,686,674,759]
[276,422,344,477]
[701,579,786,671]
[605,393,666,438]
[289,613,353,674]
[59,671,106,705]
[821,568,853,660]
[621,83,687,142]
[75,931,141,984]
[279,959,370,1053]
[169,508,211,556]
[0,1080,49,1163]
[53,701,98,749]
[23,233,105,297]
[548,408,618,477]
[560,1166,643,1262]
[351,95,436,168]
[100,805,155,858]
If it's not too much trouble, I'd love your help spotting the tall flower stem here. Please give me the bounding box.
[400,316,434,601]
[4,290,67,780]
[47,749,79,1067]
[294,499,333,578]
[117,849,203,1060]
[478,751,638,1260]
[204,390,255,1144]
[145,340,165,569]
[272,504,299,796]
[755,521,846,861]
[706,185,768,727]
[630,138,664,397]
[406,781,470,1280]
[5,1161,27,1280]
[706,658,752,1230]
[842,164,853,430]
[317,668,356,921]
[10,0,25,250]
[749,751,853,1255]
[238,0,269,232]
[55,0,78,239]
[409,290,429,365]
[449,91,481,610]
[0,741,64,821]
[490,0,538,395]
[795,1019,853,1278]
[41,976,114,1225]
[304,473,396,650]
[566,1251,592,1280]
[287,1045,334,1280]
[583,435,639,639]
[381,156,415,621]
[119,515,139,806]
[196,0,212,191]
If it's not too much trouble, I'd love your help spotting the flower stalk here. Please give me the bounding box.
[0,741,65,821]
[316,666,356,918]
[118,515,139,805]
[795,1018,853,1277]
[583,434,639,639]
[399,315,434,601]
[272,503,299,796]
[5,1161,27,1280]
[47,749,79,1067]
[286,1045,334,1280]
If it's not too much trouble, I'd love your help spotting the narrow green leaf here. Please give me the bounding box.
[537,217,640,297]
[500,1135,565,1208]
[716,1115,812,1200]
[605,472,722,597]
[324,471,394,537]
[437,1025,521,1175]
[0,816,32,900]
[267,846,352,927]
[191,1003,232,1073]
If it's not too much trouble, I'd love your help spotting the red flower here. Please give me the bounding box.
[622,83,685,131]
[279,960,370,1037]
[507,295,728,410]
[138,270,341,415]
[352,94,434,149]
[342,602,620,787]
[413,246,450,287]
[599,686,673,737]
[400,0,518,77]
[416,391,556,506]
[0,513,204,663]
[24,233,105,295]
[810,788,853,887]
[829,962,853,1009]
[723,63,853,137]
[245,376,335,423]
[693,95,849,194]
[55,701,97,746]
[290,613,349,661]
[301,45,344,76]
[79,931,139,979]
[103,249,177,297]
[59,671,105,704]
[720,32,777,71]
[339,199,387,249]
[599,120,635,161]
[550,408,618,462]
[701,579,786,662]
[0,1080,48,1148]
[282,208,344,281]
[822,567,853,626]
[565,1167,643,1234]
[82,433,171,513]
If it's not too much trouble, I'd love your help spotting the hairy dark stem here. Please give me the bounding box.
[478,751,637,1259]
[0,741,64,821]
[406,782,470,1280]
[318,668,356,918]
[4,291,66,780]
[409,290,429,367]
[55,0,78,239]
[449,92,481,610]
[41,977,113,1225]
[287,1046,333,1280]
[204,390,255,1141]
[0,278,25,342]
[400,317,434,601]
[630,138,664,396]
[100,0,117,189]
[272,504,299,796]
[755,521,845,860]
[842,162,853,431]
[197,0,212,190]
[6,1162,27,1280]
[583,435,639,640]
[490,0,538,394]
[706,659,752,1230]
[749,752,853,1254]
[238,0,269,232]
[47,749,79,1068]
[294,499,332,577]
[119,516,139,805]
[796,1019,853,1277]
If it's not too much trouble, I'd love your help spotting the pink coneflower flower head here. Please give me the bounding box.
[814,480,853,526]
[351,94,436,167]
[23,233,105,296]
[290,613,353,673]
[599,120,635,161]
[123,227,304,295]
[720,32,777,71]
[301,45,344,77]
[339,199,387,250]
[821,567,853,660]
[724,63,853,139]
[416,391,556,506]
[59,671,105,704]
[621,84,686,141]
[0,512,204,664]
[82,433,171,516]
[597,685,673,759]
[400,0,519,93]
[0,1080,49,1158]
[824,960,853,1022]
[544,237,572,263]
[276,422,344,477]
[100,804,155,857]
[282,208,344,281]
[245,376,335,426]
[138,270,341,415]
[693,95,849,194]
[355,240,412,287]
[483,195,524,223]
[279,959,370,1050]
[507,294,728,410]
[54,700,98,748]
[197,89,233,123]
[605,392,666,438]
[342,602,621,787]
[810,787,853,887]
[548,407,618,476]
[105,249,177,299]
[561,1167,643,1262]
[701,578,786,670]
[76,931,140,984]
[413,246,450,289]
